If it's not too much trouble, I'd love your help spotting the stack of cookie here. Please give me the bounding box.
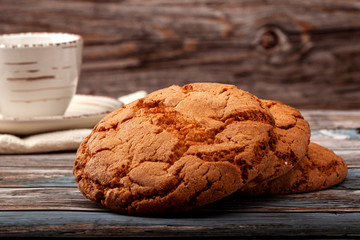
[73,83,347,215]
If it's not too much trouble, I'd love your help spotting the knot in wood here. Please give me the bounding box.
[260,31,279,50]
[253,26,291,62]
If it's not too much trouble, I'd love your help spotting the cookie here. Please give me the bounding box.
[240,100,311,191]
[73,83,278,215]
[243,142,348,195]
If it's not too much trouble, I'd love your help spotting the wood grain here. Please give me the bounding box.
[1,0,360,109]
[0,152,74,167]
[0,177,359,212]
[302,110,360,130]
[0,167,74,187]
[1,211,360,238]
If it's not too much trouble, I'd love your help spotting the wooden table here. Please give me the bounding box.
[1,109,360,238]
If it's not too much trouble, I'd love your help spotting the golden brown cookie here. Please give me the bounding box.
[243,142,348,195]
[240,100,311,191]
[73,83,278,215]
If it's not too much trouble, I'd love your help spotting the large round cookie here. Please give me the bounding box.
[244,142,348,195]
[240,100,311,191]
[73,83,278,215]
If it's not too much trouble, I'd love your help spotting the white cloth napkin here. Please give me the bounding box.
[0,91,147,154]
[0,129,92,154]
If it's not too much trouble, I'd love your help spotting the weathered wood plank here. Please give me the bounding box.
[0,152,75,167]
[1,211,360,237]
[0,168,75,187]
[1,185,359,213]
[301,110,360,130]
[0,187,99,211]
[311,137,360,151]
[1,0,360,109]
[77,67,360,110]
[310,129,360,150]
[333,150,360,168]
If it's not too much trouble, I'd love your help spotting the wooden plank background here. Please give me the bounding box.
[1,0,360,109]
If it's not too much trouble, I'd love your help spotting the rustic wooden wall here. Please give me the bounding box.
[1,0,360,109]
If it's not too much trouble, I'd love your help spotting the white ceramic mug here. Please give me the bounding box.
[0,32,83,118]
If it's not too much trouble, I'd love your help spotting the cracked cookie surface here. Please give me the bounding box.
[244,142,348,195]
[239,100,311,192]
[73,83,277,215]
